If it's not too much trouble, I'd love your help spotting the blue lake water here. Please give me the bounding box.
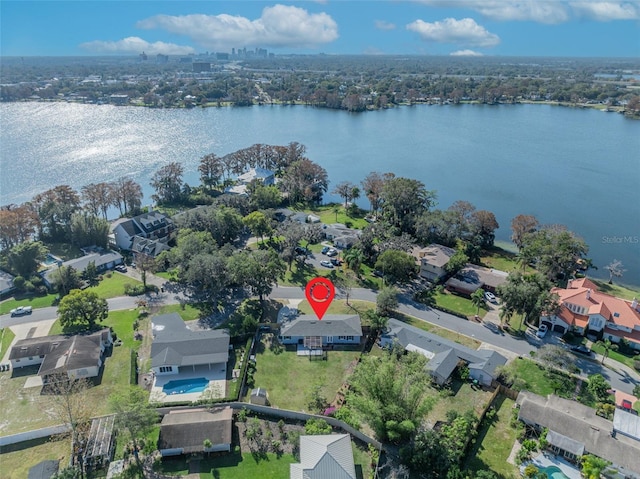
[0,102,638,286]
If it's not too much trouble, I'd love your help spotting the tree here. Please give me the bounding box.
[70,212,109,248]
[377,286,399,315]
[81,182,113,219]
[581,454,610,479]
[332,181,357,208]
[469,210,499,248]
[375,249,416,284]
[349,351,435,443]
[587,373,612,403]
[538,344,575,372]
[6,240,48,278]
[251,184,282,210]
[361,171,387,214]
[444,247,469,275]
[57,289,108,331]
[243,211,272,242]
[50,265,83,297]
[401,428,452,477]
[471,288,485,316]
[199,153,223,191]
[381,177,436,234]
[109,387,159,477]
[362,309,388,338]
[343,247,365,277]
[595,338,618,365]
[281,158,328,205]
[111,177,143,216]
[31,185,81,241]
[497,272,557,329]
[228,249,286,302]
[176,205,244,246]
[135,252,156,290]
[511,214,539,249]
[604,259,625,284]
[335,271,358,305]
[0,203,39,249]
[150,162,184,204]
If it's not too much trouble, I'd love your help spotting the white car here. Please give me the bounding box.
[320,260,334,268]
[536,324,548,338]
[10,306,32,317]
[484,291,497,303]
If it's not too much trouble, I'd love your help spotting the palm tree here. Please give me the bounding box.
[343,247,365,277]
[471,288,486,317]
[499,307,514,328]
[595,338,618,364]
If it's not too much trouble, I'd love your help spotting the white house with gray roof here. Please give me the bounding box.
[41,250,123,287]
[380,319,506,386]
[110,211,174,257]
[150,313,230,377]
[290,434,356,479]
[279,314,362,347]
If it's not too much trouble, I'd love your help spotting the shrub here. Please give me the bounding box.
[12,276,26,291]
[124,283,145,296]
[305,418,332,435]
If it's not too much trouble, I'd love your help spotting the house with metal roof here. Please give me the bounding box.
[516,391,640,477]
[158,407,233,456]
[290,434,356,479]
[278,314,363,347]
[380,319,506,386]
[150,313,230,377]
[237,167,275,185]
[41,250,123,287]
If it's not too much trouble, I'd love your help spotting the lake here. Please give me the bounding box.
[1,102,638,287]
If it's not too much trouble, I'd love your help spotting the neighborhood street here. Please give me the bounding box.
[1,284,639,395]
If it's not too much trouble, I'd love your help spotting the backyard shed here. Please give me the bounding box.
[250,387,269,405]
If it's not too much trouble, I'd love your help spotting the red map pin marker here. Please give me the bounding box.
[305,277,335,320]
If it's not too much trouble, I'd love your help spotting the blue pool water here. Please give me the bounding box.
[43,254,60,266]
[539,466,570,479]
[162,377,209,395]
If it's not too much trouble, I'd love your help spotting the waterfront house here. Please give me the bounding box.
[110,211,174,257]
[445,264,509,296]
[237,167,275,186]
[412,244,456,282]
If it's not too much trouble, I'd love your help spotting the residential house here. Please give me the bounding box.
[110,211,174,257]
[413,244,456,282]
[223,184,248,196]
[380,319,507,386]
[0,270,15,296]
[237,167,275,186]
[41,250,123,288]
[158,407,233,456]
[9,329,112,382]
[290,434,356,479]
[323,223,361,249]
[516,391,640,477]
[540,278,640,347]
[445,264,509,296]
[279,314,363,348]
[150,313,230,377]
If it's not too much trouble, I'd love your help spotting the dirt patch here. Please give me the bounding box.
[234,413,305,457]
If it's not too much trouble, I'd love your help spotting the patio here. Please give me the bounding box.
[149,364,226,404]
[524,452,582,479]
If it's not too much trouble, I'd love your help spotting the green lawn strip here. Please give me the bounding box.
[480,247,522,273]
[588,279,640,301]
[352,442,374,479]
[306,204,370,230]
[0,436,71,479]
[464,395,519,477]
[590,343,638,370]
[434,291,488,318]
[251,334,361,412]
[297,299,374,317]
[1,327,16,359]
[507,358,578,398]
[0,293,58,315]
[88,272,142,299]
[156,303,203,322]
[159,452,296,478]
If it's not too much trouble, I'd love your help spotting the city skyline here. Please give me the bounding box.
[1,1,639,58]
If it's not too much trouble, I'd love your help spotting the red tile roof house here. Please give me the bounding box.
[540,278,640,348]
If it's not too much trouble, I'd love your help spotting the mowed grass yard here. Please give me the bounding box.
[160,452,296,479]
[0,436,71,479]
[249,333,361,412]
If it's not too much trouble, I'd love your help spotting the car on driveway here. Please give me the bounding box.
[320,260,334,268]
[321,246,330,254]
[326,248,338,257]
[484,291,497,303]
[536,324,548,338]
[10,306,32,317]
[330,258,343,266]
[570,344,592,356]
[115,264,128,273]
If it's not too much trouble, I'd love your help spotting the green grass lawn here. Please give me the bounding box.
[307,203,370,230]
[505,358,578,398]
[87,272,142,299]
[159,452,296,478]
[428,379,494,423]
[156,303,203,322]
[480,247,522,274]
[434,290,488,318]
[588,279,640,301]
[464,395,519,477]
[1,327,16,359]
[250,333,361,412]
[0,436,71,479]
[590,342,639,370]
[0,293,58,315]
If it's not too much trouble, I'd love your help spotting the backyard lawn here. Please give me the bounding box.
[0,436,71,479]
[428,379,494,424]
[159,451,296,478]
[464,395,519,477]
[249,333,361,412]
[480,246,521,273]
[86,271,142,298]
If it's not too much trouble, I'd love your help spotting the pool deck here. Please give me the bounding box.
[149,365,227,404]
[522,452,581,479]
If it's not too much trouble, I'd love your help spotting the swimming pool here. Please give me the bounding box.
[162,377,209,395]
[43,254,60,266]
[539,465,570,479]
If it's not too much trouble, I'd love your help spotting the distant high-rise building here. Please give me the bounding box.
[156,54,169,64]
[192,62,211,73]
[139,51,148,61]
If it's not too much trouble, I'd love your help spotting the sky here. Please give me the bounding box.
[1,1,639,58]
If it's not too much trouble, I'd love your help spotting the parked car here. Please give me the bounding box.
[10,306,32,317]
[536,324,548,338]
[326,248,338,257]
[320,260,334,268]
[570,344,592,356]
[115,264,128,273]
[372,270,384,278]
[295,246,310,256]
[484,291,497,303]
[321,246,330,254]
[330,258,343,266]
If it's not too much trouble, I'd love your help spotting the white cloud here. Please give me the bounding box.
[375,20,397,30]
[450,49,484,56]
[80,37,195,55]
[416,0,639,23]
[407,17,500,47]
[136,4,338,50]
[569,1,640,20]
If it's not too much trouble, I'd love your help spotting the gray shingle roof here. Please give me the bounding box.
[159,407,233,453]
[280,315,362,338]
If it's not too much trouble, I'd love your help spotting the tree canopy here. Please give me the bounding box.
[57,289,108,331]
